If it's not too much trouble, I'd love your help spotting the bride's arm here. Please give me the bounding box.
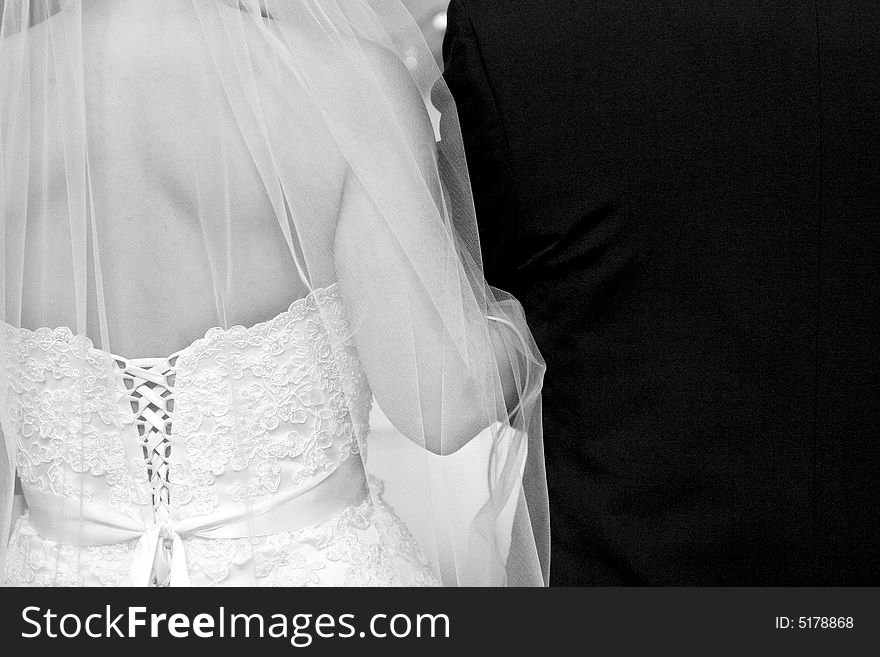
[335,173,523,456]
[333,45,521,456]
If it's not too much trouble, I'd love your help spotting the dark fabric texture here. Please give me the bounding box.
[442,0,880,585]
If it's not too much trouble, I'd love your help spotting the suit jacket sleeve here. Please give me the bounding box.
[442,0,519,293]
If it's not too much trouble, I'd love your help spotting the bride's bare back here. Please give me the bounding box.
[21,1,345,356]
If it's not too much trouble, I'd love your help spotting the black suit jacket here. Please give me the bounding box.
[443,0,880,585]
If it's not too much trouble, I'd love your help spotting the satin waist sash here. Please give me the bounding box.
[24,457,369,586]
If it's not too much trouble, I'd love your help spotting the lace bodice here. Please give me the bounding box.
[2,284,369,519]
[0,285,437,586]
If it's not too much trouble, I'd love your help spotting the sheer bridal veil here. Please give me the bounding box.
[0,0,548,586]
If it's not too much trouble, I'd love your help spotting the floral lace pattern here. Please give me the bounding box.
[1,285,436,587]
[166,285,371,520]
[0,325,149,518]
[4,513,139,587]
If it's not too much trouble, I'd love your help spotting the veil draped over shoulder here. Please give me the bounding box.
[0,0,548,586]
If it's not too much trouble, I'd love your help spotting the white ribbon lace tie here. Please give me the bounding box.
[129,506,191,587]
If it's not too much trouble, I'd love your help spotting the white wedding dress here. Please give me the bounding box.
[2,285,439,586]
[0,0,549,587]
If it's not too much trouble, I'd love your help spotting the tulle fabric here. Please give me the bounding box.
[0,0,548,586]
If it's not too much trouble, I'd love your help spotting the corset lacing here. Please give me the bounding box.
[116,354,178,586]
